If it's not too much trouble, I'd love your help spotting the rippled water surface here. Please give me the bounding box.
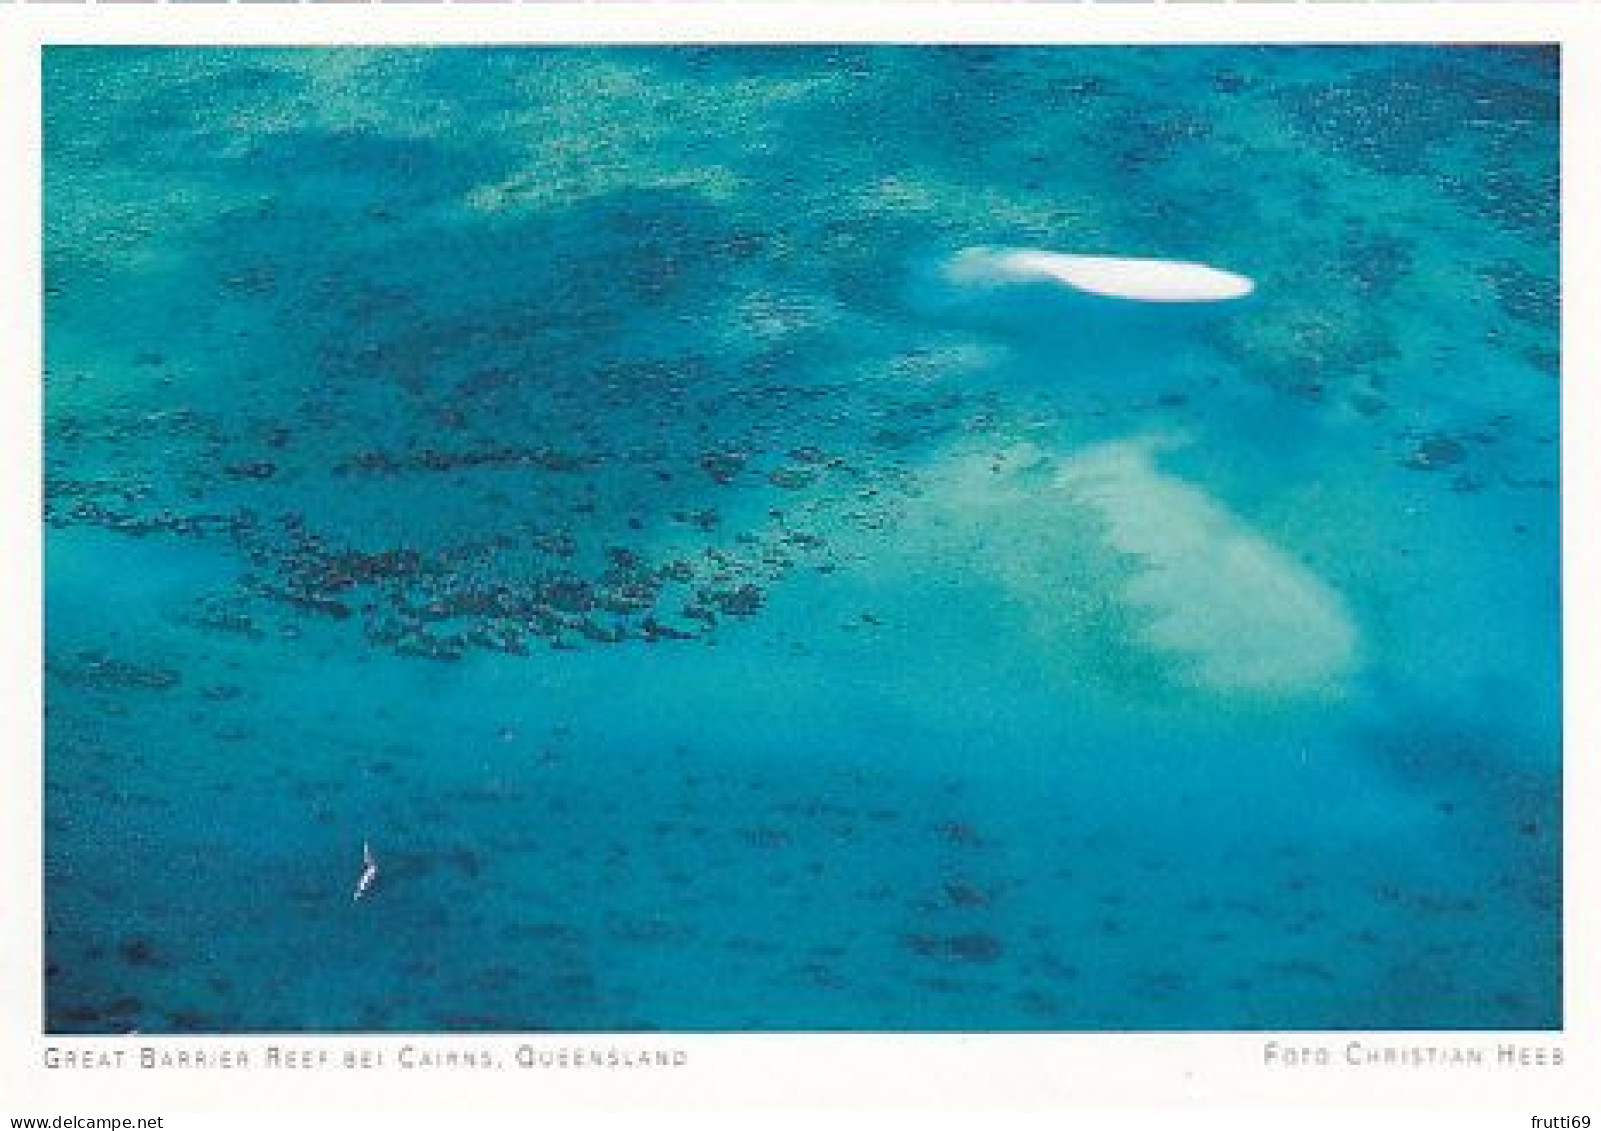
[43,46,1560,1032]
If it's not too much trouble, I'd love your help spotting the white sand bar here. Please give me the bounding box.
[1058,440,1357,694]
[948,246,1255,303]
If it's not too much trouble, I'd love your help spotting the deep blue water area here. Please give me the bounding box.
[42,46,1560,1032]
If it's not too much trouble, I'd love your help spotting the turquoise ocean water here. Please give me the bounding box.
[43,47,1560,1032]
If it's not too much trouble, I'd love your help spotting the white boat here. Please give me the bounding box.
[353,840,378,901]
